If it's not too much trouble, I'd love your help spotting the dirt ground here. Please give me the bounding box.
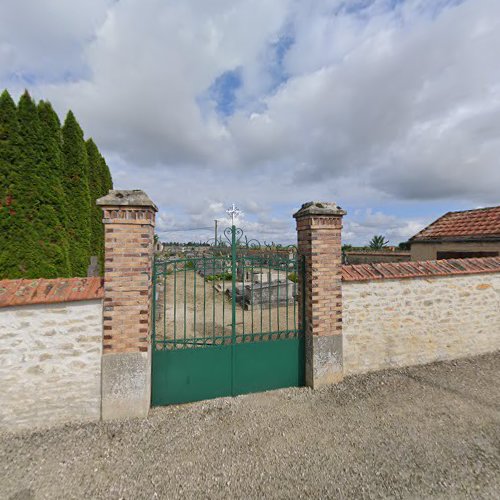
[154,269,299,343]
[1,353,499,499]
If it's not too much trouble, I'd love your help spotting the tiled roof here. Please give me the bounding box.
[342,257,500,282]
[410,206,500,242]
[0,277,104,308]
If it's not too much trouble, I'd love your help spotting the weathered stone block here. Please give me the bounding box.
[305,334,343,388]
[235,279,295,308]
[101,350,151,420]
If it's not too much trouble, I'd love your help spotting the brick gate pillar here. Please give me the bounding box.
[294,201,346,388]
[96,190,158,420]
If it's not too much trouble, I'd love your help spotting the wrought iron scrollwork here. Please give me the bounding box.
[223,226,244,245]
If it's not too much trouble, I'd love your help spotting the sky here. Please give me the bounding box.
[1,0,499,245]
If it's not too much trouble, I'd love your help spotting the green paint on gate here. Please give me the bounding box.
[151,225,305,406]
[233,337,304,395]
[152,338,304,405]
[152,345,232,405]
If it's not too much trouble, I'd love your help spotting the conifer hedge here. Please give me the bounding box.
[0,89,113,279]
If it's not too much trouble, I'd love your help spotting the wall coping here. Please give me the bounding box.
[96,189,158,211]
[342,257,500,282]
[3,257,497,304]
[0,277,104,308]
[345,251,410,256]
[293,201,346,218]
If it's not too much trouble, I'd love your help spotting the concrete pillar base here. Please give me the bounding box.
[305,334,343,389]
[101,350,151,420]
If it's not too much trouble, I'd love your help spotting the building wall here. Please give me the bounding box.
[410,241,500,261]
[345,251,410,265]
[343,272,500,375]
[0,300,102,432]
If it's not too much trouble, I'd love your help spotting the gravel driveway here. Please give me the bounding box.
[1,353,499,499]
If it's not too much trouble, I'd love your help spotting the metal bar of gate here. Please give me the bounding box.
[231,225,237,395]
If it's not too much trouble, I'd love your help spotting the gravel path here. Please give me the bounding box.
[1,353,499,499]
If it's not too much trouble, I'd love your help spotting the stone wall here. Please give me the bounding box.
[343,272,500,375]
[0,300,102,431]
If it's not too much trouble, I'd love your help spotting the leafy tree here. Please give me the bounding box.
[0,90,112,278]
[368,235,389,250]
[37,100,71,277]
[86,138,112,272]
[398,241,411,251]
[86,138,104,264]
[99,150,113,195]
[0,90,68,278]
[0,90,23,278]
[0,90,17,202]
[62,111,91,276]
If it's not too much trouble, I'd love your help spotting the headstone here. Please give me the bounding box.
[87,256,99,277]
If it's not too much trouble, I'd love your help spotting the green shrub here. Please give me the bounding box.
[205,272,232,282]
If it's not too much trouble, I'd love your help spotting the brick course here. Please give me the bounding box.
[296,213,344,338]
[294,202,346,388]
[98,204,157,354]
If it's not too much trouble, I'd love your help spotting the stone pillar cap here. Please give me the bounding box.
[96,190,158,212]
[293,201,346,218]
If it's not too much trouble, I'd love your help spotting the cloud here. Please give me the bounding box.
[228,0,500,202]
[343,209,427,245]
[0,0,112,84]
[1,0,498,242]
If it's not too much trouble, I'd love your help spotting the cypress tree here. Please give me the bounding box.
[97,145,113,272]
[1,89,112,279]
[0,90,22,278]
[0,90,18,201]
[62,111,91,276]
[86,138,104,267]
[99,150,113,196]
[37,101,71,277]
[86,138,113,273]
[101,155,113,192]
[5,91,45,278]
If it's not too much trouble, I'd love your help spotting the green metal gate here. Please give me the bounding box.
[151,225,305,405]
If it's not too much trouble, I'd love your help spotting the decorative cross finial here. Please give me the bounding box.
[226,203,241,225]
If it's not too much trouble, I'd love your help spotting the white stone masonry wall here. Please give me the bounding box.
[0,300,102,432]
[343,273,500,375]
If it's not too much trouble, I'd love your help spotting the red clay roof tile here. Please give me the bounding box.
[0,277,104,308]
[410,206,500,241]
[342,257,500,282]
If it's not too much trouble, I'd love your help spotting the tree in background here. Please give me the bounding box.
[86,138,103,266]
[0,89,112,279]
[8,91,46,277]
[0,90,23,277]
[37,100,71,277]
[61,111,91,276]
[368,235,389,250]
[87,138,113,273]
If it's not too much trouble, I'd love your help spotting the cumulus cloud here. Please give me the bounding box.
[343,209,428,246]
[1,0,498,242]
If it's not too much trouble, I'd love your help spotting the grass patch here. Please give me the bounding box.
[205,272,232,282]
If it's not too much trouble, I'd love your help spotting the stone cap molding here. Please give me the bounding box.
[293,201,347,218]
[97,190,158,212]
[0,277,104,308]
[342,256,500,282]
